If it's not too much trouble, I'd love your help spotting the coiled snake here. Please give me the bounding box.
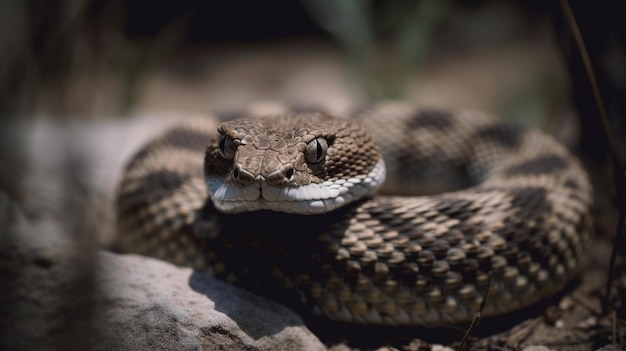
[116,102,593,326]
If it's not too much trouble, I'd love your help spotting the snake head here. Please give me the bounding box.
[204,112,386,214]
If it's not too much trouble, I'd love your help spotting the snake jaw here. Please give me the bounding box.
[206,159,386,215]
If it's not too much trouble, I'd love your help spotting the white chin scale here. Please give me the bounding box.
[207,160,386,215]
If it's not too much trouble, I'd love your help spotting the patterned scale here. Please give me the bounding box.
[116,102,593,326]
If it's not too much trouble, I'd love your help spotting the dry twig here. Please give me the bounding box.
[458,272,492,351]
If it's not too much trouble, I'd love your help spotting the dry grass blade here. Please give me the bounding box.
[558,0,626,317]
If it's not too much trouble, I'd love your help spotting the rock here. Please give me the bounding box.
[0,116,326,350]
[0,206,97,350]
[1,224,326,351]
[92,251,326,351]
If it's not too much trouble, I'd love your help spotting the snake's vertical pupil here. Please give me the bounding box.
[218,134,236,160]
[219,135,226,152]
[305,137,328,163]
[315,137,328,162]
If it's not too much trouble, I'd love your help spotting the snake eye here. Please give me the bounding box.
[218,134,236,160]
[305,137,328,164]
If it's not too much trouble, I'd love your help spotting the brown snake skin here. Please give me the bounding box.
[116,101,593,326]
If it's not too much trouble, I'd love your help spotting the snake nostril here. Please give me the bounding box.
[233,168,239,179]
[285,168,295,181]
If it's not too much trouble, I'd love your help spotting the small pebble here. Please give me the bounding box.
[522,346,556,351]
[543,305,562,325]
[558,296,573,310]
[577,316,597,329]
[431,345,454,351]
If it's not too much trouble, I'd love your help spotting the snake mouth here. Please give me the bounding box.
[206,160,386,215]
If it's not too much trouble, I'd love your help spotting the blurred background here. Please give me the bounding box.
[0,0,596,121]
[2,0,625,203]
[1,1,625,349]
[1,0,623,144]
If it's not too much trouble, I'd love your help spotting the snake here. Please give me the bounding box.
[116,101,593,326]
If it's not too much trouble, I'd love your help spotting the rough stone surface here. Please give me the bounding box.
[0,204,97,350]
[0,117,325,351]
[92,251,326,351]
[0,216,325,351]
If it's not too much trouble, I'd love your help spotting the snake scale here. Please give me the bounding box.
[116,101,593,326]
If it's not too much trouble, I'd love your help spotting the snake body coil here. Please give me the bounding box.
[117,102,593,325]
